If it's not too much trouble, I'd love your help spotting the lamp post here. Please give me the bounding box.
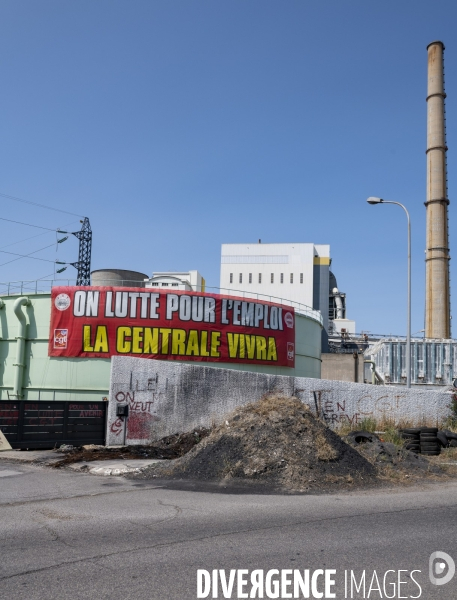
[367,197,411,388]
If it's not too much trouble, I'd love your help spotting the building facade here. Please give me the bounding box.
[145,270,205,292]
[220,243,333,349]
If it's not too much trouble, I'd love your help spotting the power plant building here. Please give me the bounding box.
[220,242,355,349]
[145,270,206,292]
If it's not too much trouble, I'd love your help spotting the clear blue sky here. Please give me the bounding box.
[1,0,457,336]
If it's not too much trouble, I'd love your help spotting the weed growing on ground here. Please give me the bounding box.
[444,393,457,431]
[336,416,448,448]
[357,417,378,432]
[315,431,339,461]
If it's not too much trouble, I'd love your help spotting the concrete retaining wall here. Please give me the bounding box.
[321,353,365,383]
[107,357,453,445]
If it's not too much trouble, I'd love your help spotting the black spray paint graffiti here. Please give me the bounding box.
[307,390,407,426]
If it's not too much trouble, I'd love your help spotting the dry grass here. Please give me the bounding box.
[337,416,455,449]
[315,431,339,461]
[428,447,457,475]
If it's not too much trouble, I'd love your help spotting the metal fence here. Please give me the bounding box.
[0,400,107,449]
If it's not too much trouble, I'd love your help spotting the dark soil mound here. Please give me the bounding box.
[344,437,444,481]
[137,395,377,492]
[52,428,210,468]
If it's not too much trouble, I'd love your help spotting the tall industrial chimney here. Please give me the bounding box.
[425,41,451,339]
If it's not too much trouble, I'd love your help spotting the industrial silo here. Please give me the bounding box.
[91,269,148,288]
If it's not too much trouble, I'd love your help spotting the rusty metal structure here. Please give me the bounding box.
[425,41,451,339]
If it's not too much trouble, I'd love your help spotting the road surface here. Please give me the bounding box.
[1,461,457,599]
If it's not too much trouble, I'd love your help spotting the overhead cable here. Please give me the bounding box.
[0,191,85,218]
[0,231,51,251]
[0,236,69,266]
[0,247,60,265]
[0,216,58,231]
[0,219,79,251]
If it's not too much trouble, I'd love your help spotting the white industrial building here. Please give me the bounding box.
[220,242,355,350]
[220,242,324,306]
[144,270,205,292]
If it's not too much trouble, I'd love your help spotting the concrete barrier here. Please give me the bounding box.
[107,357,453,445]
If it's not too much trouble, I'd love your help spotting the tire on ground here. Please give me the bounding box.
[347,431,379,444]
[404,446,421,453]
[437,432,449,447]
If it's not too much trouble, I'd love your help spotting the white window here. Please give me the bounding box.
[162,283,169,286]
[280,273,284,284]
[300,273,303,284]
[239,273,243,284]
[258,273,262,284]
[230,273,233,284]
[271,273,274,283]
[290,273,293,284]
[249,273,252,283]
[151,282,159,286]
[172,283,179,287]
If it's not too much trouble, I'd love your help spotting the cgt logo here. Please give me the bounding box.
[429,551,455,586]
[287,342,295,361]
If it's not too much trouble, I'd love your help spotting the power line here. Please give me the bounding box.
[0,216,57,231]
[0,219,79,251]
[0,231,51,251]
[37,271,62,281]
[0,242,58,267]
[0,191,85,218]
[0,247,59,264]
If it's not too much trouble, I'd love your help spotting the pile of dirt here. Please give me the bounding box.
[344,435,444,482]
[134,395,378,492]
[52,428,209,468]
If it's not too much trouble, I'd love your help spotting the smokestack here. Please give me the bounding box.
[425,41,451,339]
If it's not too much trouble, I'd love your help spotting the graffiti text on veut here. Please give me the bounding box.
[110,389,161,439]
[114,391,154,412]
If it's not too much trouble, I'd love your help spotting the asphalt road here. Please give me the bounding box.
[1,460,457,600]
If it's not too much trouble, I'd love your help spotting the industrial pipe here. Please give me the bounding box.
[0,299,4,339]
[364,360,383,385]
[332,288,344,319]
[13,296,31,399]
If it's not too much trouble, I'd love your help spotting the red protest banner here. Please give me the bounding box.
[48,287,296,367]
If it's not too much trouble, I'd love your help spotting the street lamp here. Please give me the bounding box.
[367,197,411,388]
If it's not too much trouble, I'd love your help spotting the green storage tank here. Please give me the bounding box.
[0,290,322,401]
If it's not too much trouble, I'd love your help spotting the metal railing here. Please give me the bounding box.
[0,279,324,325]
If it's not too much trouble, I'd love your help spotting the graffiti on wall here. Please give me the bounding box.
[110,384,162,442]
[304,389,406,426]
[107,358,451,447]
